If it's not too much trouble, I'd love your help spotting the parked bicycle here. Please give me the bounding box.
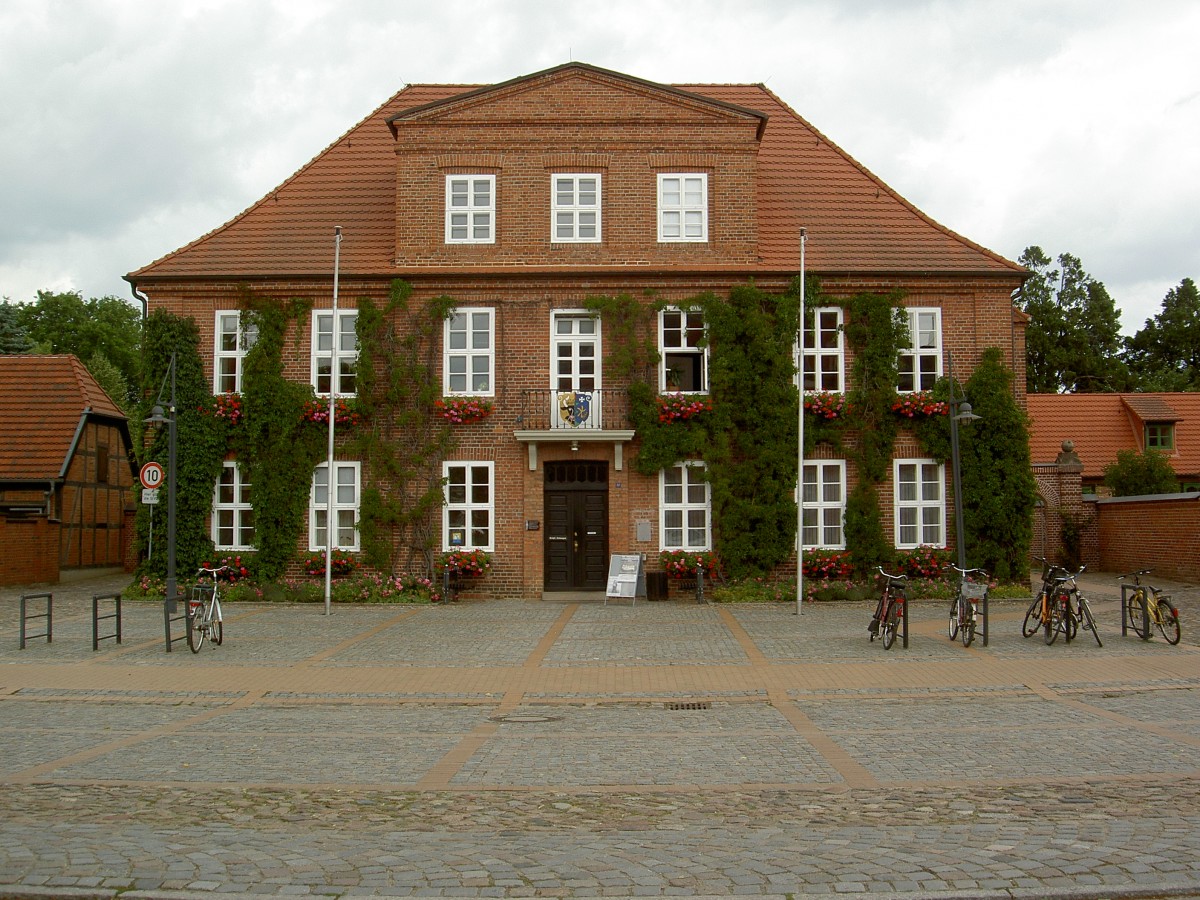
[187,565,227,653]
[947,565,988,647]
[1022,558,1088,645]
[869,566,908,650]
[1120,570,1181,645]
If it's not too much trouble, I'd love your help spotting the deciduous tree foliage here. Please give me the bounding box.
[1103,449,1179,497]
[1124,278,1200,390]
[1015,247,1128,393]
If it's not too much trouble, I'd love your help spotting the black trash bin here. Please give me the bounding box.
[646,571,669,601]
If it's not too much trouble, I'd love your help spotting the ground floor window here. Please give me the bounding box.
[212,461,254,550]
[660,461,711,550]
[800,460,846,549]
[894,458,944,548]
[309,461,360,551]
[443,461,493,550]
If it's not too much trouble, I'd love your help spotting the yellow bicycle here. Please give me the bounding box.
[1120,570,1181,645]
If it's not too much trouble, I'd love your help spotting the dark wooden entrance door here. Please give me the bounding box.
[544,461,608,591]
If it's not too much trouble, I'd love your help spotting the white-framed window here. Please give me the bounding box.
[657,173,708,242]
[796,307,844,392]
[799,460,846,549]
[214,310,258,394]
[894,459,945,548]
[310,461,360,551]
[898,308,942,393]
[212,461,254,551]
[311,309,358,396]
[660,307,707,392]
[445,175,495,244]
[443,461,493,551]
[444,308,495,396]
[661,461,711,550]
[552,174,600,242]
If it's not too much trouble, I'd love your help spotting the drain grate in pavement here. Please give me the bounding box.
[493,713,559,723]
[664,701,712,710]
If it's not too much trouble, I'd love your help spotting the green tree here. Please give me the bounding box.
[14,291,142,397]
[84,350,130,415]
[0,301,33,352]
[1103,449,1178,497]
[1124,278,1200,390]
[1015,247,1128,393]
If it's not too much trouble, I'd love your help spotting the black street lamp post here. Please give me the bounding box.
[946,351,981,569]
[144,354,178,611]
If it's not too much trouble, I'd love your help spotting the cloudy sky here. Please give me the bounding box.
[2,0,1197,336]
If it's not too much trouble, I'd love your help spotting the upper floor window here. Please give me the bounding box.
[660,308,707,392]
[311,309,358,396]
[552,174,600,242]
[213,461,254,551]
[446,175,495,244]
[898,308,942,393]
[214,310,258,394]
[1146,422,1175,450]
[444,308,495,396]
[800,460,846,549]
[657,174,708,242]
[797,307,844,392]
[894,459,944,549]
[443,461,493,551]
[310,461,360,551]
[661,461,711,550]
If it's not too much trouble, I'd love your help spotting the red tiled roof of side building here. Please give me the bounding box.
[1027,393,1200,481]
[0,355,126,482]
[127,64,1024,283]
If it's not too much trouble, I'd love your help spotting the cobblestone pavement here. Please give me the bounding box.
[2,571,1199,899]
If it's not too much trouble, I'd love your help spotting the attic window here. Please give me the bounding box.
[446,175,495,244]
[1146,422,1174,450]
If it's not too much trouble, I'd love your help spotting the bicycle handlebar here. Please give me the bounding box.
[876,566,908,582]
[950,565,989,578]
[196,565,230,576]
[1118,569,1152,580]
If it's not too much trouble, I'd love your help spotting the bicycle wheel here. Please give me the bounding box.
[1126,592,1150,640]
[211,598,223,646]
[961,601,975,648]
[1079,599,1102,647]
[1061,597,1077,644]
[947,598,960,640]
[1156,597,1181,645]
[1044,600,1061,645]
[882,602,900,649]
[187,610,206,653]
[1022,595,1044,638]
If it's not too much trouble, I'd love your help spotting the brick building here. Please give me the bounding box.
[126,63,1026,598]
[0,355,137,586]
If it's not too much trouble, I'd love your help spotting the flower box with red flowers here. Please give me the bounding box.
[659,549,721,579]
[803,391,847,421]
[656,392,713,423]
[434,397,494,424]
[892,390,949,419]
[302,551,357,579]
[202,392,244,425]
[436,548,492,578]
[303,397,363,426]
[802,548,854,579]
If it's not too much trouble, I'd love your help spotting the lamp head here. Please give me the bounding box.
[954,401,981,423]
[144,404,168,426]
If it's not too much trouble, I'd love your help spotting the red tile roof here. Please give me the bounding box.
[128,63,1023,283]
[0,355,127,482]
[1027,393,1200,480]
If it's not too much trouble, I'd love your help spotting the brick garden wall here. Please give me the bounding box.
[0,517,60,586]
[1095,493,1200,582]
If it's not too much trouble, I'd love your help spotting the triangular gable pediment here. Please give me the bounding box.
[387,62,767,138]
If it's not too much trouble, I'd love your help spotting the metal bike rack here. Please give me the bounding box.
[92,593,123,651]
[1120,584,1150,639]
[162,590,190,652]
[19,592,52,649]
[962,582,990,647]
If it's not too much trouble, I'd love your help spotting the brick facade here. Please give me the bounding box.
[129,64,1028,598]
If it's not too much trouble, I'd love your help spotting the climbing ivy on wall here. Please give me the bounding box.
[841,291,909,574]
[139,310,226,580]
[237,292,326,580]
[353,280,457,575]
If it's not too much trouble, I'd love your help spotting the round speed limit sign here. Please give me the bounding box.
[140,461,165,490]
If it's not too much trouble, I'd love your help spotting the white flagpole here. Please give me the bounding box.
[796,227,807,616]
[324,225,342,616]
